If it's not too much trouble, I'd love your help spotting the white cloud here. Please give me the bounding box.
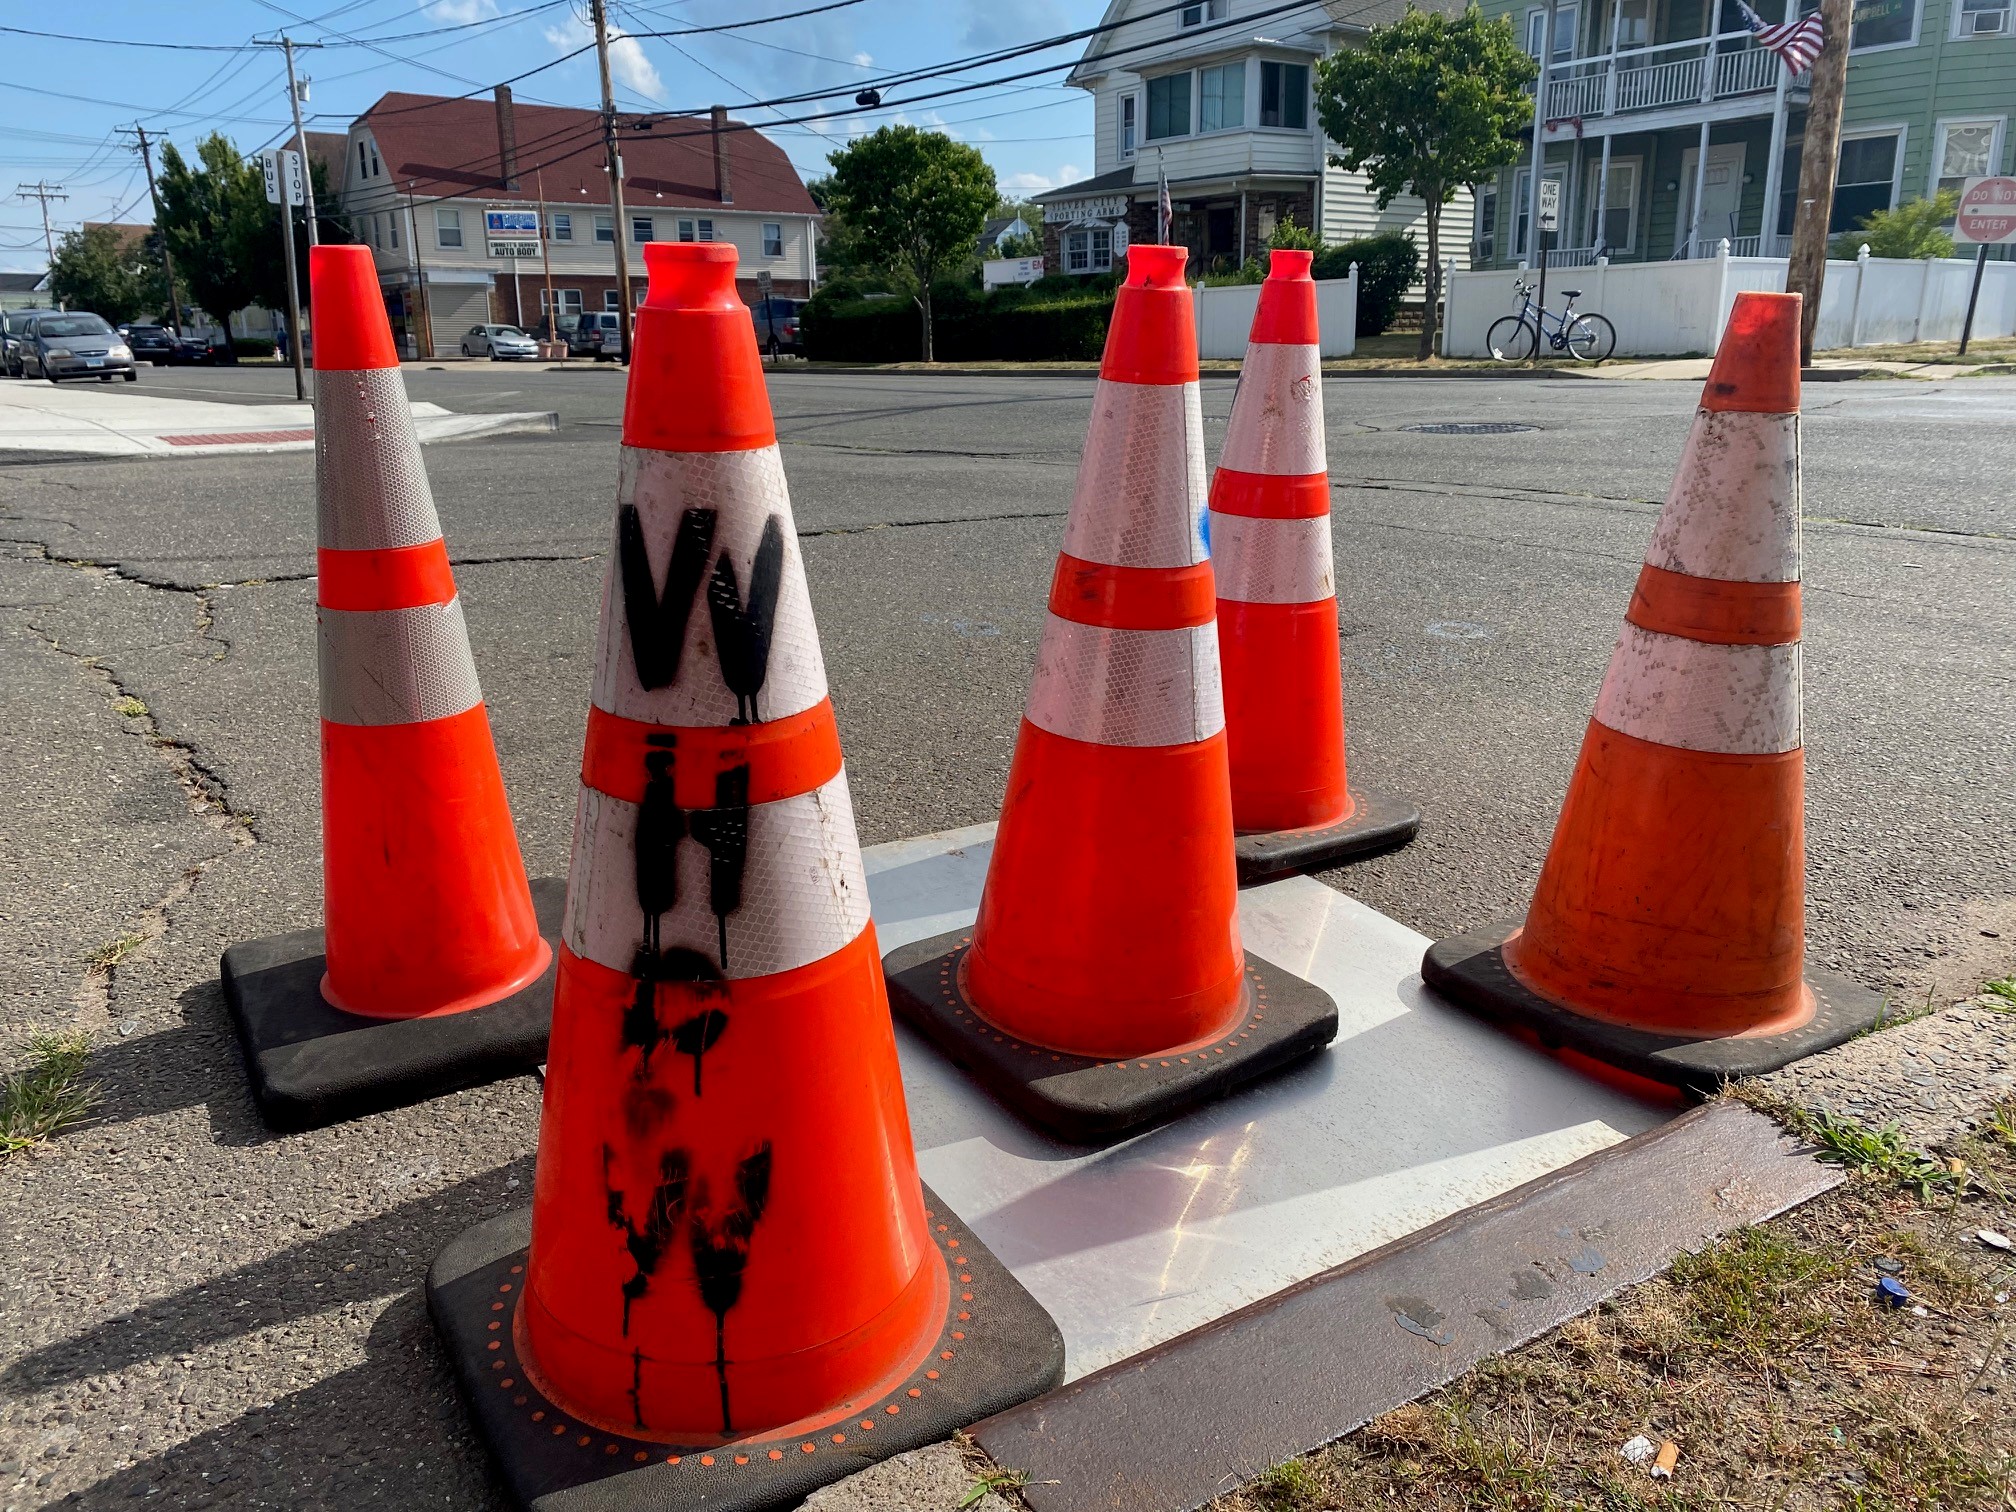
[1000,164,1081,195]
[851,51,874,67]
[542,14,666,102]
[424,0,498,21]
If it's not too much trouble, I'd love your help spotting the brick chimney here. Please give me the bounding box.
[711,105,733,205]
[494,85,519,190]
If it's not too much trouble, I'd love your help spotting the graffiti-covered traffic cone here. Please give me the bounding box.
[1212,249,1418,884]
[426,244,1061,1512]
[1422,292,1883,1086]
[884,246,1338,1142]
[220,244,560,1132]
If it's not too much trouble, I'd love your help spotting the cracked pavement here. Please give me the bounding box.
[0,365,2012,1509]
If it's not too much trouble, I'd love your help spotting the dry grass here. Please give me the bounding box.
[0,1031,100,1157]
[1817,335,2016,369]
[1211,1102,2016,1512]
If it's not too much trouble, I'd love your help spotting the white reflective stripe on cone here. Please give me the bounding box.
[1218,342,1325,478]
[1646,411,1801,583]
[1591,622,1802,755]
[318,597,484,726]
[316,367,445,551]
[593,445,830,728]
[563,767,872,981]
[1061,380,1208,570]
[1208,511,1334,605]
[1024,612,1225,748]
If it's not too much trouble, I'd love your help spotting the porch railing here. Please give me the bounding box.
[1536,29,1806,125]
[1682,234,1796,259]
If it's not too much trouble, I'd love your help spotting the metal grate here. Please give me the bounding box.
[1400,422,1539,435]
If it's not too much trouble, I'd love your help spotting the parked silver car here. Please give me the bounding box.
[460,323,537,360]
[2,307,64,377]
[21,313,135,382]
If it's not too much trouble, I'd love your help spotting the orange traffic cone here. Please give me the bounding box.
[220,244,560,1131]
[884,246,1338,1142]
[1422,292,1883,1085]
[427,244,1061,1510]
[1212,249,1418,884]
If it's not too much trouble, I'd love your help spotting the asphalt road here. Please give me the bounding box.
[1,362,2012,1508]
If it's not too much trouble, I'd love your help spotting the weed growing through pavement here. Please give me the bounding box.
[85,931,148,971]
[1983,979,2016,1013]
[959,1468,1028,1508]
[0,1032,99,1156]
[110,696,147,718]
[1784,1107,1971,1203]
[1252,1458,1326,1509]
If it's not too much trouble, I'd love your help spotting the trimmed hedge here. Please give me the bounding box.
[1313,233,1419,337]
[802,284,1112,363]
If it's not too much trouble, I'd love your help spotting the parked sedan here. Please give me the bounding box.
[3,307,64,376]
[21,313,135,382]
[460,323,538,360]
[119,323,178,364]
[168,330,238,366]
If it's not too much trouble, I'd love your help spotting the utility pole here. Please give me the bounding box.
[15,181,67,269]
[406,185,435,360]
[1784,0,1851,365]
[121,127,182,335]
[589,0,636,363]
[258,38,324,246]
[536,164,559,353]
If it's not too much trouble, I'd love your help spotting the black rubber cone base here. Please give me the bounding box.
[1234,786,1421,887]
[1422,921,1888,1090]
[884,930,1339,1144]
[427,1188,1064,1512]
[220,878,565,1132]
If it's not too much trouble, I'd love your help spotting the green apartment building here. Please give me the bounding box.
[1467,0,2014,268]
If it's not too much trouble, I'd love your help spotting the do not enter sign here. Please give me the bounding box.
[1956,176,2016,245]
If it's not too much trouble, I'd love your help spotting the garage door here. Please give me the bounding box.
[427,281,493,357]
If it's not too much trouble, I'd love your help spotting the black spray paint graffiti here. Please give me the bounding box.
[689,1144,774,1436]
[619,504,714,691]
[671,1008,727,1096]
[707,515,785,725]
[604,1144,691,1347]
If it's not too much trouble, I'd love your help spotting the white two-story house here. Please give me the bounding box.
[1036,0,1475,278]
[337,90,820,357]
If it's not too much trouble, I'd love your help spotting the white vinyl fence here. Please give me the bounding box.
[1442,243,2016,358]
[1194,267,1358,359]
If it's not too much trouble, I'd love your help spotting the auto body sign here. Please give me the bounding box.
[485,208,541,258]
[1956,177,2016,246]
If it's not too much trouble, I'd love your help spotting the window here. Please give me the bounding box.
[357,141,368,179]
[1119,93,1138,158]
[1063,226,1116,274]
[1259,61,1308,129]
[1957,0,2011,33]
[549,212,572,241]
[435,207,463,248]
[1850,0,1917,49]
[1147,72,1192,139]
[1600,0,1652,49]
[1582,157,1639,252]
[1180,0,1228,26]
[389,213,399,250]
[594,214,614,243]
[1827,129,1902,231]
[1525,4,1580,62]
[762,222,783,257]
[605,290,623,311]
[1475,185,1498,263]
[1200,62,1245,132]
[1933,118,2003,198]
[699,218,714,241]
[539,288,583,316]
[632,215,654,243]
[676,217,718,242]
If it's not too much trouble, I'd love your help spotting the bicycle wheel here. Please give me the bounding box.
[1487,316,1537,362]
[1564,312,1616,362]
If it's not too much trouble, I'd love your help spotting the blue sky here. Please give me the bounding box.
[0,0,1107,272]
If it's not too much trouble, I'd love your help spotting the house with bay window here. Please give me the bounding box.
[1467,0,2013,268]
[1035,0,1475,278]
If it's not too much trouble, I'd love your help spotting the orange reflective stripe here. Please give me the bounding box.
[1207,468,1329,519]
[317,540,456,611]
[1048,554,1215,630]
[581,697,844,808]
[1624,562,1802,646]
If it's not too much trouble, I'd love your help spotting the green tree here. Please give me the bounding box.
[1268,214,1322,252]
[1830,192,1959,260]
[817,126,998,361]
[156,134,348,328]
[1315,5,1536,359]
[47,225,167,324]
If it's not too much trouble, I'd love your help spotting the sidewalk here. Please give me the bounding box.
[0,379,557,458]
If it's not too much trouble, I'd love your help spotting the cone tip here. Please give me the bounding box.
[1123,244,1189,291]
[1702,291,1800,413]
[641,241,743,312]
[308,245,398,370]
[1267,249,1314,280]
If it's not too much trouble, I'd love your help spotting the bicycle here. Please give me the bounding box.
[1487,279,1617,363]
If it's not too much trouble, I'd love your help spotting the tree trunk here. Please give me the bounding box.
[1418,193,1443,361]
[1786,0,1852,364]
[918,284,934,363]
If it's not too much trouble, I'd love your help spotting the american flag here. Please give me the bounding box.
[1737,1,1826,73]
[1156,162,1173,244]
